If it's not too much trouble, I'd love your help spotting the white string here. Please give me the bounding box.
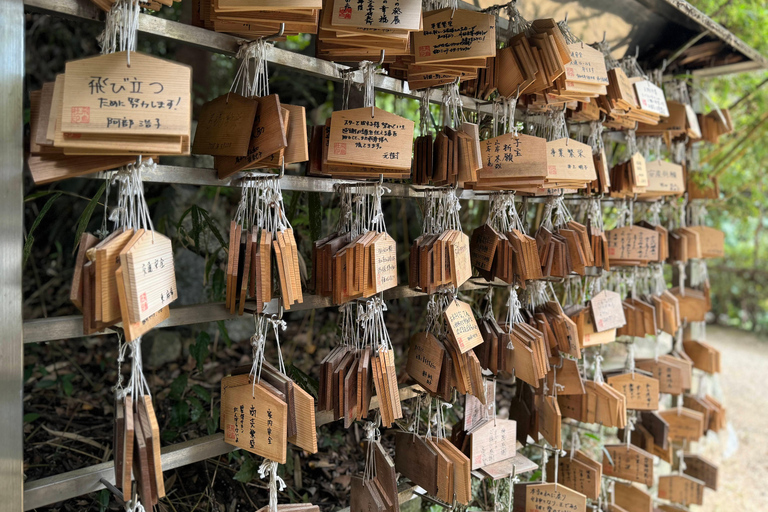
[98,0,139,65]
[258,459,286,512]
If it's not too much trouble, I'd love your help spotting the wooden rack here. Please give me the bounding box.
[5,0,746,509]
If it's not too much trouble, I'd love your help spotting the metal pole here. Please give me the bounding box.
[0,0,25,506]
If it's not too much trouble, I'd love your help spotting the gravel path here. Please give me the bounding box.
[697,326,768,511]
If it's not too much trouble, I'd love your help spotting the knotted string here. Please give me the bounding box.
[258,459,286,512]
[98,0,139,65]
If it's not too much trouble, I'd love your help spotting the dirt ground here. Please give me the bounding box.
[695,326,768,512]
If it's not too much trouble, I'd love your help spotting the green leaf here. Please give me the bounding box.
[169,373,188,401]
[98,489,110,512]
[170,400,190,428]
[23,191,63,268]
[73,182,106,252]
[191,384,211,402]
[308,192,323,243]
[23,413,40,423]
[188,396,205,422]
[35,378,56,389]
[206,417,218,436]
[233,455,260,483]
[199,207,227,248]
[217,320,232,348]
[161,429,179,442]
[584,432,601,441]
[61,374,75,397]
[190,331,211,373]
[287,363,319,399]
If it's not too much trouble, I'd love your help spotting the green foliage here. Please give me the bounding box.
[287,363,319,399]
[23,191,62,268]
[73,182,106,250]
[233,453,261,483]
[190,331,212,373]
[165,372,219,441]
[176,204,227,287]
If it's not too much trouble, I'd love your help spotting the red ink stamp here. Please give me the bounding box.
[419,46,431,57]
[547,165,557,175]
[338,7,351,19]
[334,143,346,155]
[226,424,236,440]
[140,292,148,312]
[71,106,90,124]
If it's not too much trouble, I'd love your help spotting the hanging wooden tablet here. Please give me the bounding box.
[216,94,287,178]
[520,482,586,512]
[71,233,99,311]
[120,230,177,322]
[633,80,669,118]
[132,412,156,507]
[606,226,660,266]
[394,431,439,496]
[545,138,596,185]
[192,92,258,156]
[683,454,718,490]
[613,481,652,512]
[602,444,654,486]
[220,373,288,463]
[327,107,414,171]
[406,332,445,394]
[115,266,170,341]
[444,299,483,353]
[658,474,705,506]
[95,229,136,326]
[137,396,165,499]
[469,418,517,469]
[605,370,659,411]
[536,394,562,449]
[414,9,495,63]
[641,160,685,197]
[658,407,704,443]
[60,52,191,153]
[546,450,601,500]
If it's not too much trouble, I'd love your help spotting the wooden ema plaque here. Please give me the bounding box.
[372,233,398,293]
[477,133,548,179]
[613,481,652,512]
[635,358,684,395]
[658,407,704,443]
[563,43,608,85]
[192,92,258,156]
[606,371,659,411]
[469,418,516,469]
[686,226,724,258]
[406,332,444,393]
[331,0,421,30]
[121,230,177,322]
[547,451,601,500]
[642,160,684,196]
[683,453,718,490]
[590,290,626,332]
[394,431,439,496]
[546,138,596,182]
[602,444,653,486]
[658,474,704,506]
[327,107,414,170]
[523,482,586,512]
[633,80,669,117]
[444,299,483,353]
[414,9,496,63]
[220,374,288,463]
[606,226,660,264]
[61,52,191,137]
